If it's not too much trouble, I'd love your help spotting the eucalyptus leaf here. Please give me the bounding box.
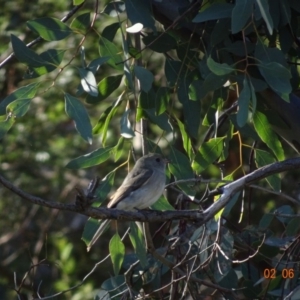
[192,137,225,173]
[64,93,93,144]
[0,82,40,115]
[110,233,125,275]
[78,68,98,97]
[66,147,113,169]
[27,17,72,41]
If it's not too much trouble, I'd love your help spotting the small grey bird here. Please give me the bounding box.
[87,153,168,251]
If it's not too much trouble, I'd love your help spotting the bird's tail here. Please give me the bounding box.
[87,219,111,252]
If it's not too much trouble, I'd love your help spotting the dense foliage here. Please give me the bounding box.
[1,0,300,299]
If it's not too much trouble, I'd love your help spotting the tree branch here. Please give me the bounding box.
[1,157,300,224]
[0,2,85,69]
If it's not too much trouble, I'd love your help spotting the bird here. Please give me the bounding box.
[87,153,168,251]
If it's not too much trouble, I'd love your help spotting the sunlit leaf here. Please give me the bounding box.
[0,116,15,140]
[7,99,31,117]
[255,149,281,191]
[155,87,169,115]
[192,137,225,173]
[11,34,45,67]
[129,223,147,268]
[70,12,90,33]
[255,0,273,35]
[99,36,123,70]
[78,68,98,97]
[207,56,234,76]
[110,233,125,275]
[120,109,135,138]
[25,49,66,78]
[0,82,40,115]
[27,17,72,41]
[193,3,233,22]
[253,110,284,161]
[66,146,113,169]
[168,147,195,197]
[86,75,123,104]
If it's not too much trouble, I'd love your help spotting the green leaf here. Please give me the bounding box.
[87,56,110,74]
[64,93,93,144]
[95,172,116,204]
[237,78,251,127]
[99,36,123,70]
[143,109,172,132]
[134,66,153,92]
[136,89,155,121]
[0,82,40,115]
[11,34,45,67]
[125,0,155,31]
[78,68,98,97]
[286,217,300,236]
[151,195,174,211]
[255,149,281,191]
[193,3,233,23]
[82,218,106,246]
[175,117,193,158]
[275,205,293,225]
[155,87,169,115]
[207,56,234,76]
[73,0,85,5]
[168,147,195,197]
[259,213,274,230]
[236,77,256,127]
[120,109,135,139]
[25,49,66,78]
[255,42,287,67]
[82,173,115,244]
[93,96,123,145]
[231,0,254,33]
[253,110,284,161]
[165,59,182,87]
[129,223,148,268]
[192,137,225,173]
[110,233,125,275]
[143,33,177,53]
[86,75,123,104]
[211,18,231,46]
[202,73,229,98]
[112,137,125,162]
[27,17,72,41]
[7,99,31,117]
[103,2,126,16]
[70,12,90,34]
[177,77,201,138]
[258,62,291,95]
[0,116,15,140]
[102,22,120,42]
[255,0,273,35]
[66,147,112,169]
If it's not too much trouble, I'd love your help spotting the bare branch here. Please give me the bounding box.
[1,157,300,225]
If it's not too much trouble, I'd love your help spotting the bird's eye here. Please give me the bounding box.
[156,158,161,162]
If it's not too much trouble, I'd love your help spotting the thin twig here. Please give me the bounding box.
[0,2,85,69]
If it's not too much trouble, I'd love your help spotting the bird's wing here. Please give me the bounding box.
[108,168,153,208]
